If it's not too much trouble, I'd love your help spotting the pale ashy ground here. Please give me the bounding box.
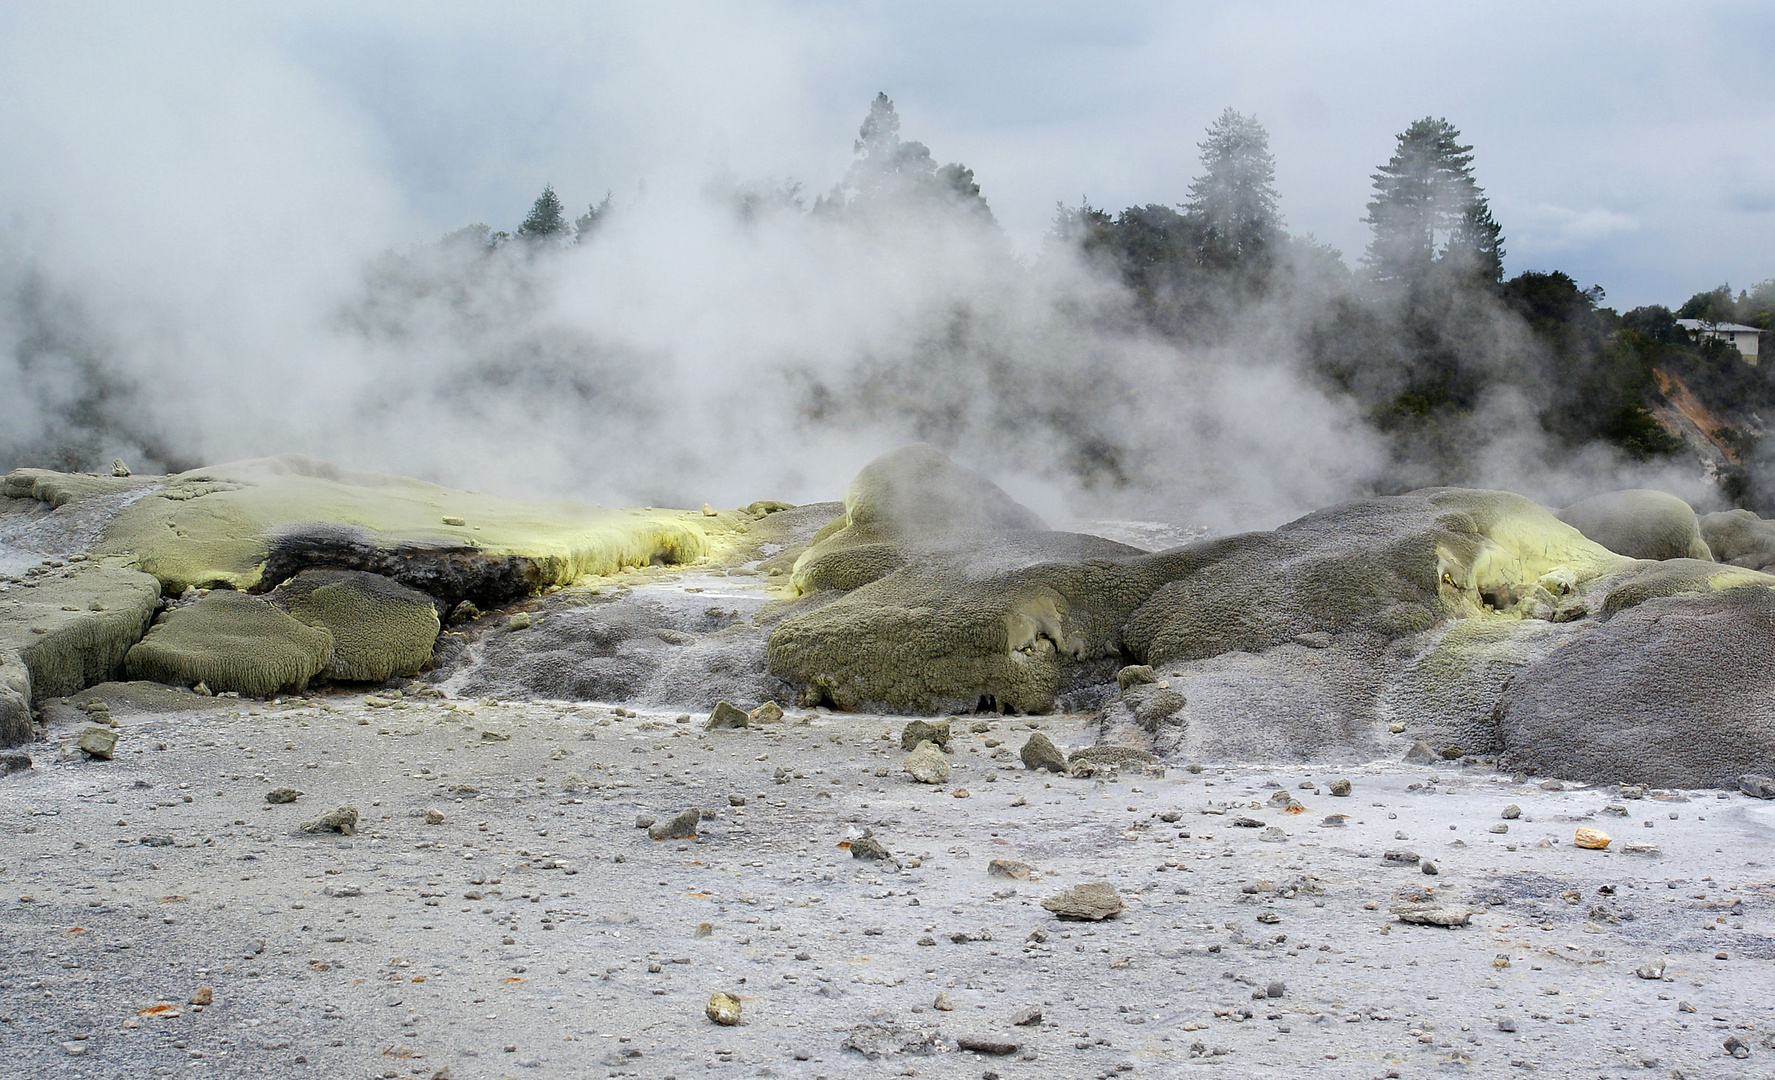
[3,678,1774,1080]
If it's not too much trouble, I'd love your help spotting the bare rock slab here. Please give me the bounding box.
[1042,881,1124,921]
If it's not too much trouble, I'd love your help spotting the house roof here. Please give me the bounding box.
[1676,318,1763,334]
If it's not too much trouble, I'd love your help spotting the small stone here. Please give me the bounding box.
[449,600,481,624]
[1020,733,1067,774]
[634,814,657,830]
[904,741,951,785]
[189,987,213,1007]
[111,458,132,477]
[62,1042,86,1056]
[1501,804,1521,820]
[1420,860,1439,875]
[1635,959,1666,980]
[900,718,951,751]
[507,612,532,631]
[850,835,892,861]
[1677,1000,1696,1013]
[77,726,118,760]
[1439,745,1464,760]
[1573,827,1611,850]
[705,992,741,1026]
[0,750,33,777]
[932,991,954,1011]
[1042,881,1124,921]
[424,809,445,825]
[1265,980,1285,999]
[747,701,785,725]
[1402,741,1438,764]
[1489,823,1508,834]
[695,922,713,939]
[1320,814,1347,828]
[441,515,466,526]
[1392,904,1471,927]
[1116,665,1156,689]
[139,835,175,847]
[1328,779,1352,797]
[1538,779,1564,791]
[1387,722,1407,734]
[1738,774,1775,799]
[299,806,359,836]
[648,809,701,841]
[1383,849,1420,865]
[705,702,749,730]
[1010,1005,1042,1026]
[728,794,746,807]
[957,1036,1019,1056]
[1724,1035,1750,1058]
[1257,826,1288,843]
[265,787,301,805]
[988,859,1032,879]
[1496,1017,1517,1033]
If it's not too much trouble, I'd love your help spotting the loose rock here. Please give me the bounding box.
[900,718,951,750]
[988,858,1033,879]
[957,1036,1019,1055]
[1739,774,1775,800]
[1501,804,1522,819]
[1393,903,1471,927]
[705,992,741,1026]
[76,726,117,760]
[850,834,892,861]
[1116,664,1156,689]
[265,787,301,804]
[648,809,701,841]
[706,702,749,730]
[300,806,358,835]
[1329,778,1352,797]
[1042,881,1124,921]
[904,740,951,784]
[0,749,32,777]
[747,701,785,725]
[1019,733,1067,774]
[1574,827,1611,850]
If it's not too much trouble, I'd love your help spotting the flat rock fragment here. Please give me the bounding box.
[1042,881,1124,921]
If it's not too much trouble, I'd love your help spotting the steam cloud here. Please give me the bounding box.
[0,7,1729,535]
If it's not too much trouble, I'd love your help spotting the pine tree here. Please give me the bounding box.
[1182,108,1282,276]
[1363,117,1503,286]
[822,93,993,222]
[518,184,567,241]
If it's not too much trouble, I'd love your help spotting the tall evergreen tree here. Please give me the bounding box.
[822,93,993,222]
[1363,118,1503,286]
[1182,108,1282,276]
[518,184,568,241]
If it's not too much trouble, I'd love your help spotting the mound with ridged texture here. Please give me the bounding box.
[1556,488,1713,562]
[125,590,335,697]
[51,454,754,605]
[0,562,163,746]
[1494,586,1775,787]
[770,466,1637,717]
[269,569,440,683]
[787,442,1050,596]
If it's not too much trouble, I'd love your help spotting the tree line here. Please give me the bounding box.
[442,94,1775,505]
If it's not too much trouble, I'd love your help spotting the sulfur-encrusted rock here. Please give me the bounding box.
[125,590,333,698]
[747,701,784,724]
[269,569,439,683]
[705,992,741,1026]
[904,740,951,784]
[1042,881,1124,921]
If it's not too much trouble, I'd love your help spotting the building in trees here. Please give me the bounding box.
[1676,318,1762,364]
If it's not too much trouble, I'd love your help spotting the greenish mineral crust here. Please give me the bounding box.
[125,590,335,698]
[269,569,439,683]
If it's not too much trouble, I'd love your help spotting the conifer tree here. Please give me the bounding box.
[1182,108,1282,276]
[1364,118,1503,286]
[518,184,568,241]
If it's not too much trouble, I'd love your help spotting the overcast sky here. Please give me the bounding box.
[5,1,1774,309]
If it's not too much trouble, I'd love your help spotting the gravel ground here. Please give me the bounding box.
[4,677,1775,1080]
